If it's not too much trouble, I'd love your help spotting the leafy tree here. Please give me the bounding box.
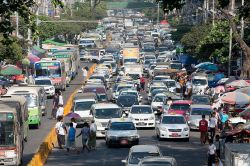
[0,36,23,63]
[171,24,193,42]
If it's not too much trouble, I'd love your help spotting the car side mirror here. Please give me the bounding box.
[121,160,126,163]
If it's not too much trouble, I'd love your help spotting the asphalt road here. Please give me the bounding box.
[45,82,209,166]
[22,62,93,165]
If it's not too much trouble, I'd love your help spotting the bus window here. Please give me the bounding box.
[0,112,15,146]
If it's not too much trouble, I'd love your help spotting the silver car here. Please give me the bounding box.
[105,118,139,147]
[188,104,212,130]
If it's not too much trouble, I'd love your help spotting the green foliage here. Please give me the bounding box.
[157,0,185,12]
[142,8,164,21]
[0,36,23,62]
[181,24,211,55]
[171,24,193,42]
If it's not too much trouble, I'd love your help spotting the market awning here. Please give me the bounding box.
[0,64,22,76]
[31,45,46,58]
[28,54,40,64]
[43,39,66,46]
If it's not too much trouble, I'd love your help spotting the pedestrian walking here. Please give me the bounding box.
[220,110,229,130]
[56,104,64,119]
[207,139,216,166]
[71,118,77,128]
[214,135,221,158]
[88,120,97,150]
[55,116,67,149]
[77,122,91,152]
[82,67,88,82]
[209,112,217,140]
[51,93,59,119]
[58,91,64,106]
[199,115,208,144]
[140,74,145,91]
[66,122,77,152]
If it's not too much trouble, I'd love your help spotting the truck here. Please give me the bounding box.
[124,19,133,27]
[122,47,140,65]
[224,143,250,166]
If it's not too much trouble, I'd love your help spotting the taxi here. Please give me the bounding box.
[105,118,139,147]
[155,114,189,141]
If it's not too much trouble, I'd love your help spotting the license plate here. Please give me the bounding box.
[0,151,5,157]
[120,140,128,145]
[170,133,180,137]
[138,122,145,126]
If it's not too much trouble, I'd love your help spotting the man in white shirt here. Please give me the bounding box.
[58,91,64,106]
[209,112,217,140]
[82,67,88,81]
[208,139,216,166]
[89,120,97,150]
[56,105,64,118]
[55,116,67,149]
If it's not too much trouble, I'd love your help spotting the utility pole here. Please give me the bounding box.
[15,12,19,37]
[203,0,207,23]
[212,0,215,26]
[228,0,235,77]
[157,2,160,24]
[240,0,245,69]
[36,7,40,47]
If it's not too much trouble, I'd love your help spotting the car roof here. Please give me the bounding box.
[110,118,133,123]
[172,100,192,105]
[140,156,176,163]
[190,104,212,109]
[130,145,160,153]
[92,103,120,109]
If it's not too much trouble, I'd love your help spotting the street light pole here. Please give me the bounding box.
[15,12,19,37]
[36,8,40,47]
[240,0,244,69]
[212,0,215,26]
[157,2,160,24]
[228,0,235,77]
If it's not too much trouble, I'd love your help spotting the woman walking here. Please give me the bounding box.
[77,122,91,152]
[88,120,97,150]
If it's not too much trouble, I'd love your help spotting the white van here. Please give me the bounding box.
[191,75,208,94]
[90,103,123,137]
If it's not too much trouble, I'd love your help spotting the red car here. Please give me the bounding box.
[165,100,192,120]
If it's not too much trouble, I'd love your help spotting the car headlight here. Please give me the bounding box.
[184,127,189,131]
[160,127,168,131]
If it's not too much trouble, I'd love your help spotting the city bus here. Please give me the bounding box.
[0,95,29,142]
[34,59,67,91]
[0,103,23,166]
[6,85,46,129]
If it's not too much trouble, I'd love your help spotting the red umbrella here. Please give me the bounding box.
[214,85,225,94]
[160,20,169,25]
[28,54,40,63]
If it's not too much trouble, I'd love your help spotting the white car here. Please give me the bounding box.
[128,105,156,128]
[91,103,123,138]
[34,78,55,97]
[151,93,167,113]
[155,114,189,141]
[120,89,142,102]
[122,145,162,166]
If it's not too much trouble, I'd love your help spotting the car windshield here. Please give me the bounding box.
[117,95,138,107]
[12,94,38,107]
[162,116,186,124]
[129,74,140,80]
[74,101,95,111]
[192,79,207,85]
[0,113,15,146]
[153,96,165,102]
[170,104,190,111]
[170,63,182,70]
[131,107,152,114]
[165,81,176,88]
[191,109,212,115]
[142,162,172,166]
[129,152,160,164]
[192,96,210,105]
[124,59,137,63]
[117,86,133,92]
[110,122,136,130]
[97,94,108,101]
[95,108,122,119]
[150,87,167,93]
[121,91,137,96]
[35,80,52,85]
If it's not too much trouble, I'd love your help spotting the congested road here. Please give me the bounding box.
[22,62,93,165]
[45,85,208,166]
